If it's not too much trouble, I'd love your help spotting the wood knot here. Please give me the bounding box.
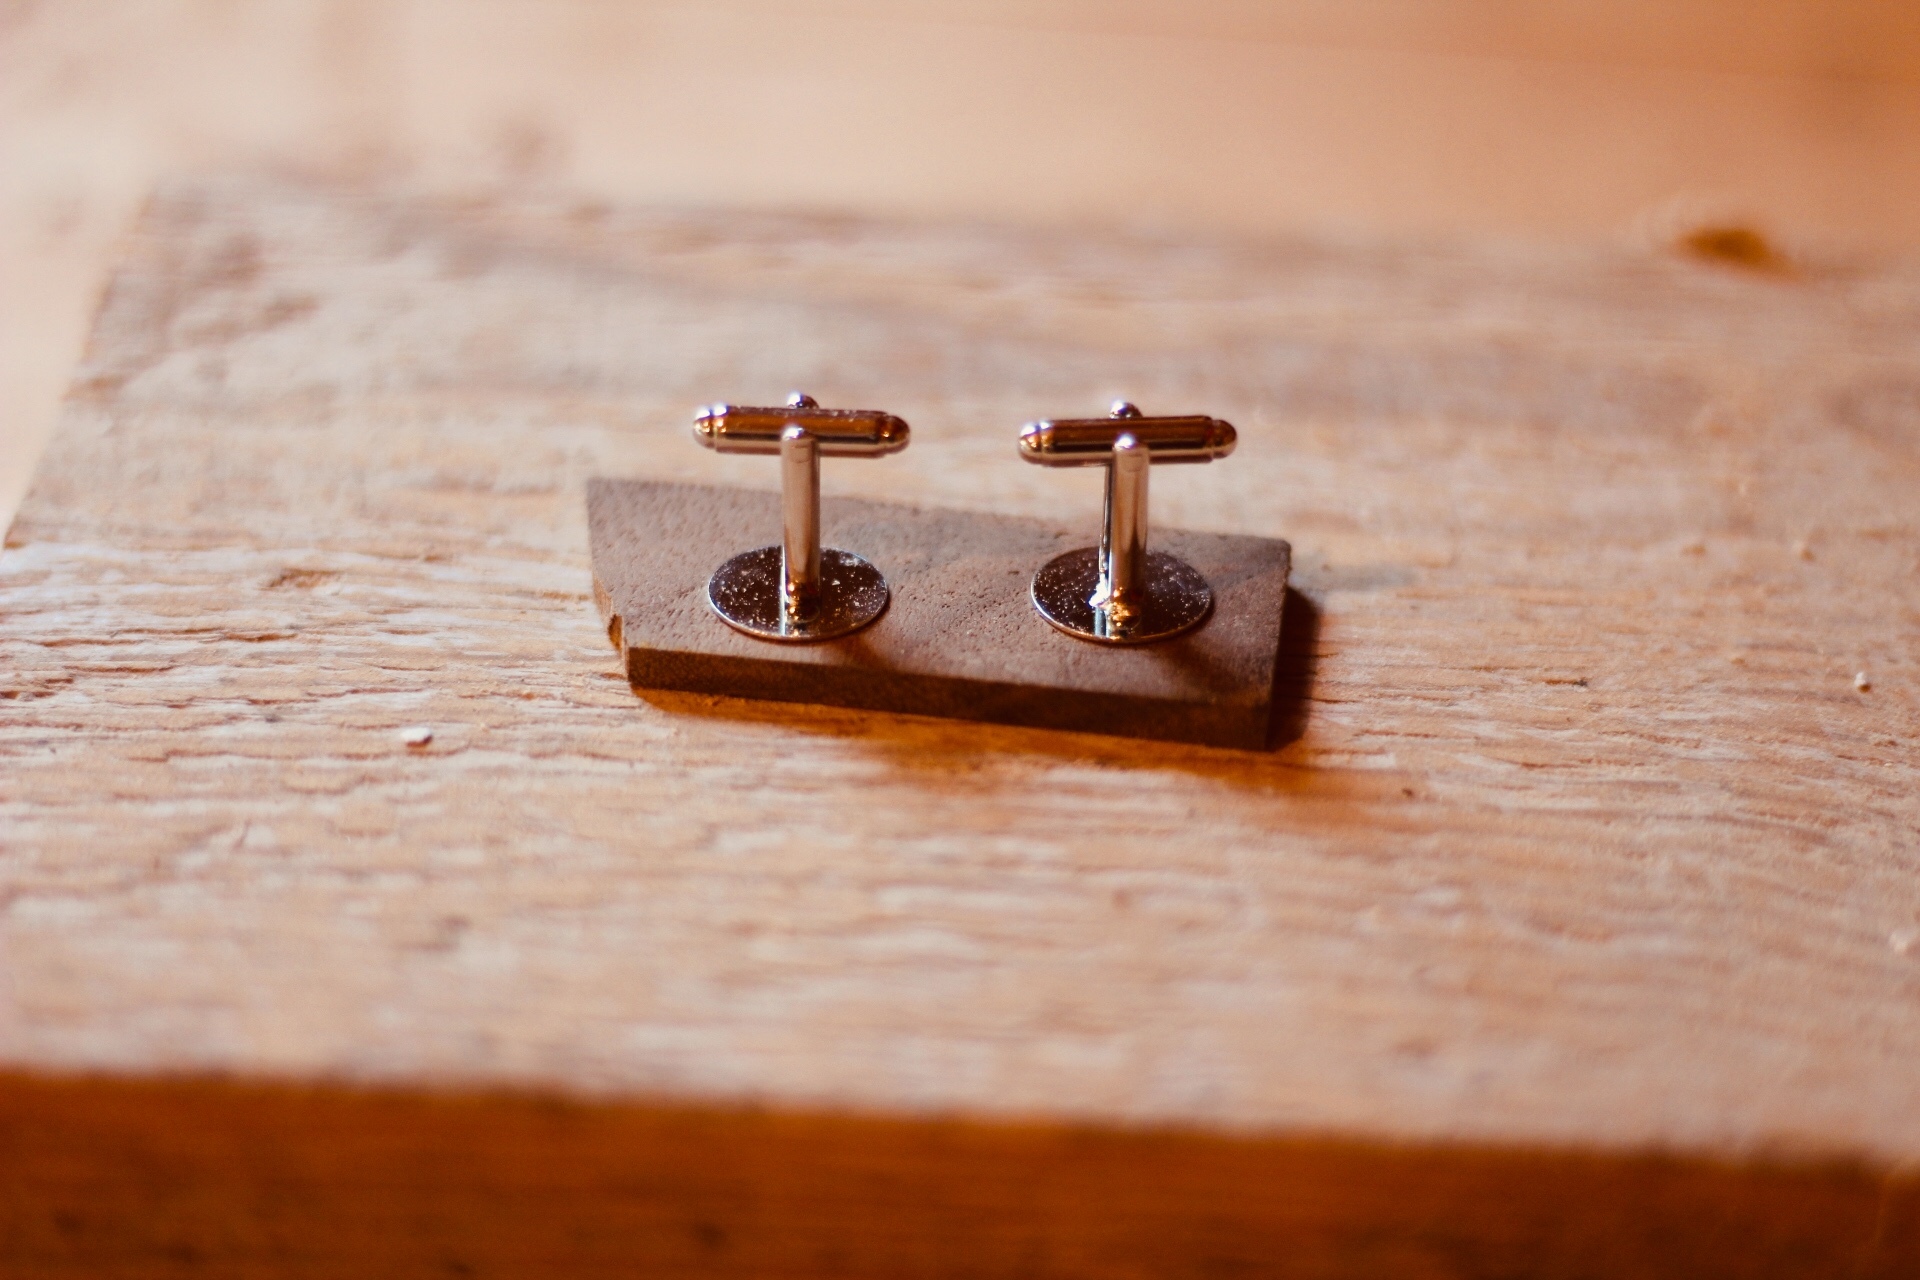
[1676,225,1788,274]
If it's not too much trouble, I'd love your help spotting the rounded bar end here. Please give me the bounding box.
[869,412,911,456]
[692,403,730,451]
[1209,418,1237,460]
[1018,420,1055,464]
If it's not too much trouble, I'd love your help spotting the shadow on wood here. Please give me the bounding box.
[1267,586,1321,750]
[0,1072,1912,1279]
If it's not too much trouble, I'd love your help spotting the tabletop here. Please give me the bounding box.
[1,176,1916,1276]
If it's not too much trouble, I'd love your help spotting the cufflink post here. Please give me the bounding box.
[780,423,822,621]
[694,392,908,641]
[1019,400,1235,644]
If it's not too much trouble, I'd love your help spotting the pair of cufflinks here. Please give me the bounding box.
[692,394,1236,646]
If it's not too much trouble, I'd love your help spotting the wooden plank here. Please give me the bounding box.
[1,177,1918,1267]
[2,1072,1913,1279]
[588,479,1292,747]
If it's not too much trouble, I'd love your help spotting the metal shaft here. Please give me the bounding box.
[1097,433,1149,626]
[780,425,821,622]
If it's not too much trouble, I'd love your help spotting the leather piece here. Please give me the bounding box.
[589,478,1291,748]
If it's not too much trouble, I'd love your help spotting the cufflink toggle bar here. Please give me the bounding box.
[1019,401,1236,644]
[694,393,909,641]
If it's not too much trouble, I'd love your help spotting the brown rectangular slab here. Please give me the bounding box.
[588,478,1291,747]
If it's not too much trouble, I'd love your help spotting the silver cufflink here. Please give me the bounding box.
[1018,400,1236,644]
[693,393,910,641]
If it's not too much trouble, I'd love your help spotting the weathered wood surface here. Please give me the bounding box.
[1,177,1918,1269]
[588,479,1292,747]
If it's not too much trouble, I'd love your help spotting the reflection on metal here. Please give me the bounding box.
[694,394,909,456]
[779,425,822,623]
[695,392,907,642]
[1020,400,1235,645]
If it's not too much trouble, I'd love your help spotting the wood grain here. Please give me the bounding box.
[15,1,1920,536]
[1,177,1918,1268]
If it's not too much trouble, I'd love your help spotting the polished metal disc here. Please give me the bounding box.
[1031,547,1213,645]
[707,545,889,642]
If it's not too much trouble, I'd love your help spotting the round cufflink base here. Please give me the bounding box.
[708,545,889,642]
[1031,547,1213,645]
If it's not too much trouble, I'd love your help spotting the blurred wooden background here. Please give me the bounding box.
[3,0,1919,528]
